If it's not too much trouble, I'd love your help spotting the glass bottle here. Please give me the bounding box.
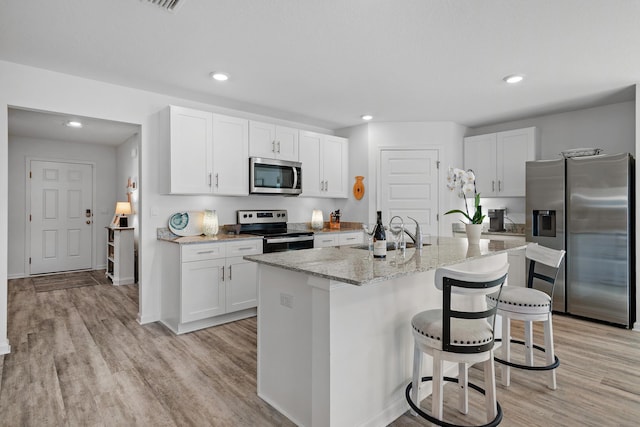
[373,211,387,259]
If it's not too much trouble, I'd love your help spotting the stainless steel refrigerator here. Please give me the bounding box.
[526,153,635,327]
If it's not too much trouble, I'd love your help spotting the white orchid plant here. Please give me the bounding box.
[444,167,485,224]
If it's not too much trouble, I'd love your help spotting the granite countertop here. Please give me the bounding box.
[244,236,526,286]
[452,223,525,237]
[157,228,261,244]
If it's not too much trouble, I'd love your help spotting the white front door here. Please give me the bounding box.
[380,149,439,241]
[30,160,93,274]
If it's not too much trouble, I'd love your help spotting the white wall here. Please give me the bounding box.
[337,121,467,236]
[8,136,117,278]
[468,101,635,158]
[116,133,141,255]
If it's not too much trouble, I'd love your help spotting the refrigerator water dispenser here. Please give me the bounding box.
[533,210,556,237]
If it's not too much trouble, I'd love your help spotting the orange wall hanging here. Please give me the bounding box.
[353,176,365,200]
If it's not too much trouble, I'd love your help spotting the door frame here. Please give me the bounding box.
[376,146,443,237]
[25,157,97,276]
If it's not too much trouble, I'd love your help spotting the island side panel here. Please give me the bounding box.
[257,265,314,426]
[326,269,440,427]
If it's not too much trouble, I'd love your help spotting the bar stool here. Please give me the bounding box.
[487,243,565,390]
[406,262,509,427]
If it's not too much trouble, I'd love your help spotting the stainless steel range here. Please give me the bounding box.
[237,210,314,253]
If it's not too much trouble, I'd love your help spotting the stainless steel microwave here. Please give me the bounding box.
[249,157,302,195]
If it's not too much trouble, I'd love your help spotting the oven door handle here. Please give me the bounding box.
[265,235,313,244]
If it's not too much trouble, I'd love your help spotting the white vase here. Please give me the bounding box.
[465,223,482,245]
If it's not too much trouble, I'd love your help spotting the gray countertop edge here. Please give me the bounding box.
[244,237,526,286]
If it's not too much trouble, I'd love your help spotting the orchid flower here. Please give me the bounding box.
[444,167,485,224]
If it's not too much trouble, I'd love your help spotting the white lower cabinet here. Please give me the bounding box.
[181,258,226,322]
[160,238,262,334]
[314,231,363,248]
[314,234,339,248]
[339,231,363,246]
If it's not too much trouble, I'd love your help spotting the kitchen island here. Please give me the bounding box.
[244,237,526,427]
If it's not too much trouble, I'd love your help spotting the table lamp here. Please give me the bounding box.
[113,201,132,227]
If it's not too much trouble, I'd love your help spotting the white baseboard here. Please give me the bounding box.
[7,273,25,280]
[0,339,11,355]
[137,313,159,325]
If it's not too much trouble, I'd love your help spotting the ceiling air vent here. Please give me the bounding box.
[143,0,186,13]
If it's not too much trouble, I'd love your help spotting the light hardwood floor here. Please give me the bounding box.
[2,272,639,426]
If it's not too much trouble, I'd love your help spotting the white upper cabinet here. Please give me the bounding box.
[212,114,249,196]
[161,106,248,196]
[299,131,348,198]
[249,121,299,161]
[464,127,538,197]
[164,106,213,194]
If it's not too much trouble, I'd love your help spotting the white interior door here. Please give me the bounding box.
[380,149,439,242]
[30,160,93,274]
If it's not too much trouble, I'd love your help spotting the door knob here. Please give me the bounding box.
[86,220,91,225]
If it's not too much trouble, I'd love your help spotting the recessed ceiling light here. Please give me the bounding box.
[210,72,229,82]
[503,74,524,84]
[361,114,373,121]
[65,120,83,128]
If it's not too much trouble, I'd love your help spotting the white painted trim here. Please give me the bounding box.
[257,392,306,427]
[159,309,256,334]
[0,339,10,355]
[7,273,24,280]
[137,313,159,325]
[24,157,97,275]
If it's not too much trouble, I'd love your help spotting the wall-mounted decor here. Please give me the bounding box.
[353,176,365,200]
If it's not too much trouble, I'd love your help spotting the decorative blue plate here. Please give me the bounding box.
[168,211,204,236]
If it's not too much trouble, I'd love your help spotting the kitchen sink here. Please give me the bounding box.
[351,241,428,250]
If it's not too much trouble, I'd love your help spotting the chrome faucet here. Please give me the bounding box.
[404,216,423,251]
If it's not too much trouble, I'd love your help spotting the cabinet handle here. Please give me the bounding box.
[228,265,232,281]
[492,180,495,192]
[320,181,324,191]
[236,247,254,251]
[272,140,276,153]
[346,237,356,241]
[277,141,281,153]
[208,173,212,187]
[498,180,502,191]
[196,250,215,255]
[325,180,328,191]
[215,173,219,188]
[221,267,224,282]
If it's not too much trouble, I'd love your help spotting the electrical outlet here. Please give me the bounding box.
[280,293,294,308]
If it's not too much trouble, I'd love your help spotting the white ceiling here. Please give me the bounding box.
[8,108,140,146]
[1,0,639,137]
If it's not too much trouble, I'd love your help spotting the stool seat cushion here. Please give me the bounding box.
[412,309,494,350]
[488,286,551,315]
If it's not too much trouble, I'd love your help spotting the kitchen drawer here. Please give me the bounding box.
[339,231,363,246]
[181,243,225,262]
[314,234,339,248]
[226,239,263,257]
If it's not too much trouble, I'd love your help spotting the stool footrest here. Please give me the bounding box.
[405,376,503,427]
[494,338,560,371]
